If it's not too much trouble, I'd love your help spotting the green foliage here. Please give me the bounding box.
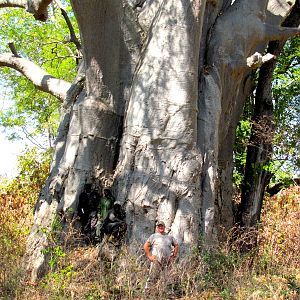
[220,288,232,299]
[233,119,252,189]
[234,36,300,192]
[13,147,51,204]
[286,275,300,294]
[201,249,245,290]
[40,265,76,299]
[42,245,66,269]
[40,214,65,271]
[272,36,300,176]
[0,3,79,145]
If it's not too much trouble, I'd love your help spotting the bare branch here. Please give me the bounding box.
[26,0,53,21]
[265,23,300,42]
[55,0,82,53]
[247,52,275,68]
[0,51,72,102]
[8,42,20,57]
[22,126,46,149]
[38,40,80,60]
[0,0,26,9]
[0,0,53,21]
[40,55,78,66]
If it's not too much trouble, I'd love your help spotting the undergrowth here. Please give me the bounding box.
[0,184,299,300]
[0,148,50,299]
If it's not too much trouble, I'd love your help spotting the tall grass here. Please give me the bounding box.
[0,148,50,299]
[0,180,33,299]
[1,186,299,299]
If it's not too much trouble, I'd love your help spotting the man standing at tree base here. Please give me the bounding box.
[143,221,179,293]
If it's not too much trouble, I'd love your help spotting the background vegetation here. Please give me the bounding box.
[0,4,78,146]
[1,164,299,299]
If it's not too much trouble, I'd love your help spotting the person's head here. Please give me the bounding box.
[85,183,92,193]
[156,221,166,234]
[103,188,111,197]
[113,201,121,211]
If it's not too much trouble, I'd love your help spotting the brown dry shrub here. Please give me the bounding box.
[258,186,300,267]
[0,188,33,298]
[1,184,299,299]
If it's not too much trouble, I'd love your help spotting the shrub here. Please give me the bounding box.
[0,148,50,298]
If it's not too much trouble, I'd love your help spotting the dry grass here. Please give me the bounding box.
[0,186,299,300]
[0,187,33,299]
[258,186,300,267]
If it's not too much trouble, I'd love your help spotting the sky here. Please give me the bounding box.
[0,84,48,179]
[0,78,30,179]
[0,133,25,178]
[0,82,25,178]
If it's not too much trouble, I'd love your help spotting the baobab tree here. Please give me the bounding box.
[0,0,299,281]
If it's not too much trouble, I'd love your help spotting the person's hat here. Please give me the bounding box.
[114,201,121,206]
[156,220,165,227]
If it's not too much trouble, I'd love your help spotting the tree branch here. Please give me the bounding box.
[27,0,53,21]
[8,42,20,57]
[0,0,26,9]
[0,52,71,102]
[22,126,46,149]
[0,0,53,21]
[54,0,82,53]
[246,52,275,68]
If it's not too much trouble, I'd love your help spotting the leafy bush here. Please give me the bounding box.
[0,147,50,298]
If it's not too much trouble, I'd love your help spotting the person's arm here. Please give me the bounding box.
[143,241,156,262]
[171,243,179,259]
[109,212,122,223]
[108,211,117,222]
[170,236,179,260]
[97,199,102,218]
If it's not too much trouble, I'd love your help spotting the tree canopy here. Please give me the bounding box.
[0,2,78,146]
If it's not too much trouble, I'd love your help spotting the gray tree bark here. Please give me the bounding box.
[0,0,298,282]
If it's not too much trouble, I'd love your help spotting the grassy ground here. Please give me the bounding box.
[0,184,299,300]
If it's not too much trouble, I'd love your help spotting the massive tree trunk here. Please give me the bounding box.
[114,0,205,253]
[0,0,298,281]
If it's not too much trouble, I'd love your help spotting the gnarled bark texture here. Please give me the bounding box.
[115,0,205,253]
[0,0,298,282]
